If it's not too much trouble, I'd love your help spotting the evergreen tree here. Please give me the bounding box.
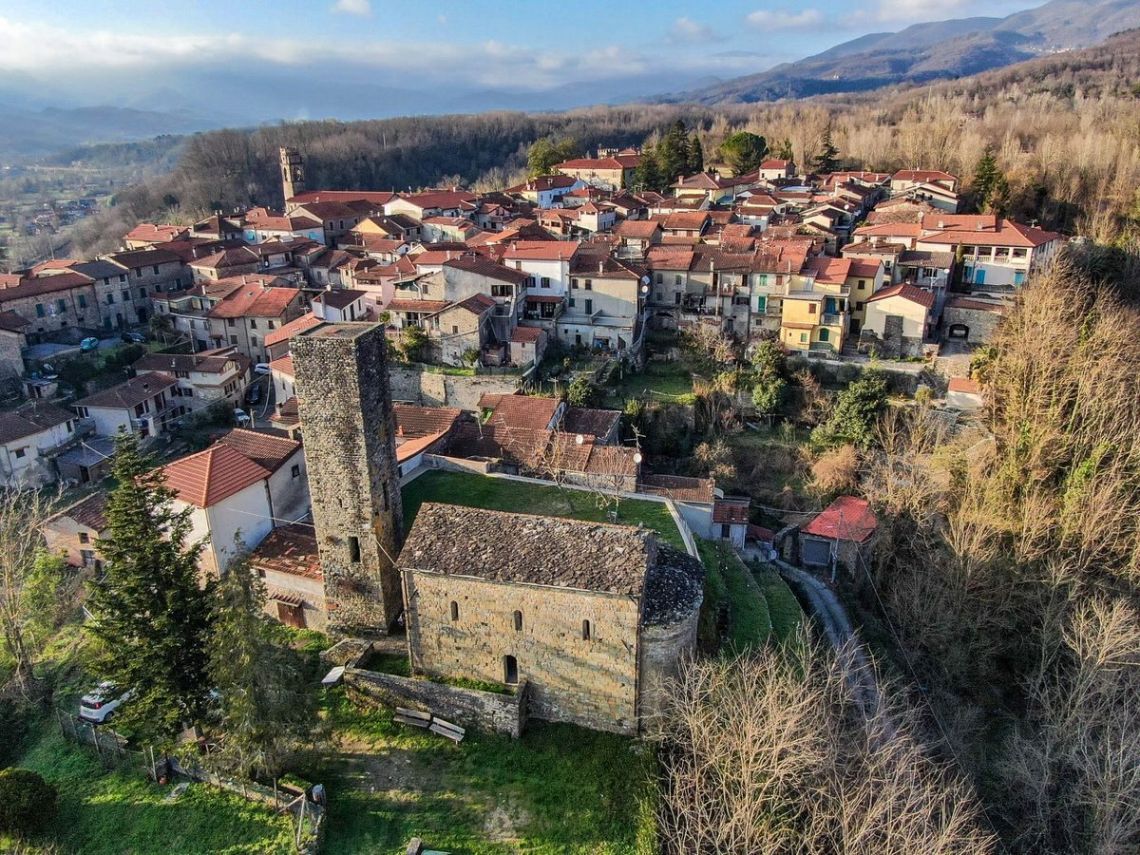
[207,548,315,781]
[812,125,840,175]
[686,135,704,175]
[526,137,579,177]
[633,151,663,192]
[658,120,692,185]
[972,146,1010,214]
[775,138,795,162]
[811,371,888,449]
[87,434,213,746]
[718,131,768,175]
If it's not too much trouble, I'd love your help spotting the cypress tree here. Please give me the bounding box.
[687,135,704,175]
[812,125,840,174]
[207,547,315,781]
[972,146,1009,214]
[87,434,213,746]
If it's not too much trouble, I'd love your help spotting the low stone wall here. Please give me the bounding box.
[345,666,528,738]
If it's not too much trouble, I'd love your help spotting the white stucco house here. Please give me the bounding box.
[162,429,309,576]
[0,400,77,487]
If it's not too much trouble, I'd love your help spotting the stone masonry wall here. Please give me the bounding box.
[404,570,642,735]
[387,363,520,410]
[344,667,527,738]
[291,324,404,635]
[638,608,699,734]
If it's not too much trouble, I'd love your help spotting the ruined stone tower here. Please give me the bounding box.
[279,146,305,203]
[291,322,404,635]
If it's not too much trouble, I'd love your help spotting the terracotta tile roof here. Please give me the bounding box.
[866,283,935,309]
[269,354,294,377]
[0,272,94,302]
[847,260,882,279]
[452,293,497,315]
[919,216,1060,248]
[108,248,183,268]
[47,491,109,533]
[510,326,544,343]
[394,404,462,439]
[804,256,852,285]
[249,523,321,579]
[892,169,957,184]
[488,394,561,431]
[947,377,981,394]
[555,156,640,171]
[134,347,245,376]
[271,396,300,427]
[208,286,302,319]
[712,498,750,524]
[76,372,177,410]
[442,255,529,284]
[264,312,321,347]
[0,400,73,445]
[802,495,877,543]
[639,473,715,504]
[614,219,661,239]
[505,174,581,193]
[396,429,449,464]
[760,159,792,169]
[315,289,365,310]
[400,502,654,596]
[287,190,396,207]
[125,223,188,243]
[502,240,579,261]
[946,297,1006,313]
[216,428,300,472]
[662,211,710,232]
[162,443,271,508]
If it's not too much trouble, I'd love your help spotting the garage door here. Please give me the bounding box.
[948,323,969,340]
[802,538,832,567]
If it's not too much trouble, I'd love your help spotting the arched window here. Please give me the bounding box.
[503,655,519,685]
[513,610,523,632]
[449,601,459,622]
[582,619,592,641]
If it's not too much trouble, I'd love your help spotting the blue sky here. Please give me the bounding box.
[0,0,1045,117]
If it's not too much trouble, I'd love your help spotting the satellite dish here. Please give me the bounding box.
[575,433,585,445]
[633,452,643,464]
[640,284,650,294]
[640,275,651,285]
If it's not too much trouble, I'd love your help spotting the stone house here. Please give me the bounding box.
[399,503,703,735]
[207,284,307,365]
[264,311,322,361]
[313,289,368,323]
[509,326,547,367]
[0,311,28,380]
[553,155,640,190]
[800,495,878,573]
[249,524,326,629]
[0,272,98,340]
[0,400,77,487]
[711,497,749,548]
[162,429,309,576]
[941,295,1007,345]
[74,372,181,440]
[425,293,496,366]
[42,491,109,570]
[859,283,935,357]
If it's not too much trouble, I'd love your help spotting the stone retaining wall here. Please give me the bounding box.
[345,666,528,738]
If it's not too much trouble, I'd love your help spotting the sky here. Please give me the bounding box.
[0,0,1045,119]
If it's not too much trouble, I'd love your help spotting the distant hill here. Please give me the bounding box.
[662,0,1140,104]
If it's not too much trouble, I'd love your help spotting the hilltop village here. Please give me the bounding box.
[4,136,1059,708]
[0,131,1068,850]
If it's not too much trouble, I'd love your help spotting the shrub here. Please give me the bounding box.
[0,700,29,767]
[565,375,600,408]
[0,769,58,836]
[810,444,859,499]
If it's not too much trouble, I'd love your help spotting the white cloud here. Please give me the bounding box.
[667,17,721,44]
[332,0,372,16]
[745,8,824,30]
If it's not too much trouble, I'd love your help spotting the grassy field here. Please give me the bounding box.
[4,726,295,854]
[310,689,655,854]
[605,359,703,406]
[697,539,772,651]
[402,469,685,550]
[753,565,804,645]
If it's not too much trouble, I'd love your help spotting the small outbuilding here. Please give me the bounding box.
[800,495,878,574]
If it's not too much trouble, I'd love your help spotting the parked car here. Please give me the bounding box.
[78,682,131,723]
[80,337,100,352]
[121,331,147,343]
[253,363,272,375]
[245,384,262,405]
[234,408,251,426]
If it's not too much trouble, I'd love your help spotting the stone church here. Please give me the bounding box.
[291,320,703,733]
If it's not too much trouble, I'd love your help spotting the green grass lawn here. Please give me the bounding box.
[753,565,804,644]
[310,689,655,854]
[402,469,685,550]
[5,726,295,854]
[696,539,771,651]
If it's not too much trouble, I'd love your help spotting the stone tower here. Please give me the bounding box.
[291,322,404,635]
[279,146,305,203]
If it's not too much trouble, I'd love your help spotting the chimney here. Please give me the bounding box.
[937,220,945,229]
[598,259,604,274]
[975,222,984,231]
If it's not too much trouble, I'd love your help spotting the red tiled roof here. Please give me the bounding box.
[269,354,294,377]
[0,400,73,445]
[947,377,981,394]
[802,495,877,543]
[502,240,579,261]
[866,282,935,309]
[287,190,396,207]
[264,312,321,347]
[892,169,957,184]
[394,404,462,439]
[216,428,300,472]
[712,498,750,524]
[162,443,271,508]
[249,523,321,579]
[397,430,449,464]
[387,298,450,313]
[639,473,715,504]
[50,492,109,533]
[510,326,544,343]
[488,394,561,431]
[208,286,302,319]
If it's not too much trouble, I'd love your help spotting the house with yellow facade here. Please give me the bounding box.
[779,257,852,353]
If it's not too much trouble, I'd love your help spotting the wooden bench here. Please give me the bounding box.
[394,707,432,728]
